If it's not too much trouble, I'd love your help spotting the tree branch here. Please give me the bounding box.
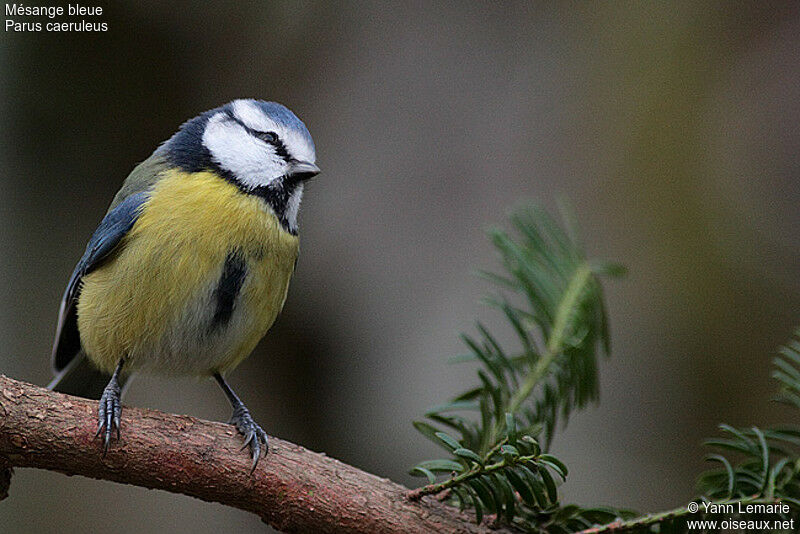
[0,375,517,534]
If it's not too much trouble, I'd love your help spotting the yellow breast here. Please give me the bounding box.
[77,169,299,375]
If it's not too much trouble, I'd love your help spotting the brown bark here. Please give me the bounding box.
[0,375,516,533]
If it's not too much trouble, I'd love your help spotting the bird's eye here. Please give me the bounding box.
[257,131,278,144]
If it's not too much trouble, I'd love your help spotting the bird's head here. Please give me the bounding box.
[157,99,319,234]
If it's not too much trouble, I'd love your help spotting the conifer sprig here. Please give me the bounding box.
[409,204,624,527]
[409,202,799,533]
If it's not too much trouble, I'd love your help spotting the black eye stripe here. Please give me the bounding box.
[224,112,292,161]
[256,131,278,143]
[250,127,290,160]
[270,137,291,161]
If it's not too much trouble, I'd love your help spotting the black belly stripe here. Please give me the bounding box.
[209,252,247,333]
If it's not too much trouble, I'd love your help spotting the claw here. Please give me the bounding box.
[96,374,122,455]
[229,407,269,471]
[240,431,254,450]
[249,440,261,473]
[214,373,269,472]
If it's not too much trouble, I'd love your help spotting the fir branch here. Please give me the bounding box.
[408,451,541,500]
[493,262,593,444]
[409,204,623,529]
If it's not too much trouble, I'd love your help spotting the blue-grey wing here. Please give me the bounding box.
[51,192,150,371]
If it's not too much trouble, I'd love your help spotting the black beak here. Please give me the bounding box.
[288,161,321,182]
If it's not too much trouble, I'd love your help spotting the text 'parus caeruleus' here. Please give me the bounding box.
[48,99,319,469]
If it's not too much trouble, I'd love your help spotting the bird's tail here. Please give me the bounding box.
[48,353,130,399]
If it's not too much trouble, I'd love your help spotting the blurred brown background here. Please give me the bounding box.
[1,2,799,532]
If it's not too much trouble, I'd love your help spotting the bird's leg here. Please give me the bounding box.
[96,358,124,455]
[214,373,268,471]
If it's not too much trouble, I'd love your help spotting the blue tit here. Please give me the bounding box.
[47,99,320,468]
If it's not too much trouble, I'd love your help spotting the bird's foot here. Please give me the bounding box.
[96,379,121,455]
[229,405,268,471]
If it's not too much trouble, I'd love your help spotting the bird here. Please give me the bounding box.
[47,99,319,470]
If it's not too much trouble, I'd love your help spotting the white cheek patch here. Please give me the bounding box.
[202,112,286,189]
[283,128,316,164]
[285,183,304,232]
